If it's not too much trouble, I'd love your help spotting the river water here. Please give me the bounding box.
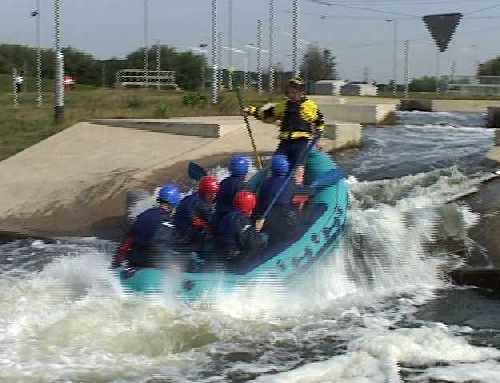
[1,111,500,383]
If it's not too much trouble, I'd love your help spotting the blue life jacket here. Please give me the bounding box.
[130,207,166,247]
[127,207,173,267]
[173,192,214,235]
[215,175,246,222]
[255,175,294,218]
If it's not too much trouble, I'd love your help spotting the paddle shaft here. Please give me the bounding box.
[261,136,320,220]
[235,88,263,169]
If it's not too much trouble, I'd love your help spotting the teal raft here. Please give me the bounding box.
[117,149,349,300]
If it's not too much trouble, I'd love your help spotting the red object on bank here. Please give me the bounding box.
[63,75,75,89]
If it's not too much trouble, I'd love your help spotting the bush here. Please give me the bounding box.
[182,92,208,107]
[125,95,143,109]
[154,102,169,118]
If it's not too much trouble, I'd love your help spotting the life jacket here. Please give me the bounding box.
[215,175,246,222]
[254,175,294,219]
[216,209,253,254]
[174,192,213,235]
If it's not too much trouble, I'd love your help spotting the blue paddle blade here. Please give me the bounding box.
[188,162,208,181]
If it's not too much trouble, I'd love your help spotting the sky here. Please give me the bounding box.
[1,0,500,83]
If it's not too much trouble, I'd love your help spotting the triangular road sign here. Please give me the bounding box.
[422,13,463,52]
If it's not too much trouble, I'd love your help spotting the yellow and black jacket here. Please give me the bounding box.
[248,97,325,140]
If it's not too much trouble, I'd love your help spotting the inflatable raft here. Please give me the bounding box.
[117,149,349,300]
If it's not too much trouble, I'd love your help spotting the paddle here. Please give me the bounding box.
[235,87,263,169]
[188,161,208,181]
[261,136,321,221]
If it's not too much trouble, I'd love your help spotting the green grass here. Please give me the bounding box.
[0,87,276,161]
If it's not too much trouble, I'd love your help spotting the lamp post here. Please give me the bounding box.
[54,0,64,122]
[227,0,233,90]
[199,43,208,90]
[144,0,149,88]
[223,46,248,88]
[291,0,299,76]
[31,1,42,106]
[211,0,218,104]
[385,19,398,96]
[268,0,275,93]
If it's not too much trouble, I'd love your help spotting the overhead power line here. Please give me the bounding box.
[306,0,419,18]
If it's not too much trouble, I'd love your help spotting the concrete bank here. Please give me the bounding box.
[0,116,361,238]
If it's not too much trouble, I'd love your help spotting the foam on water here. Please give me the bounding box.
[1,117,500,381]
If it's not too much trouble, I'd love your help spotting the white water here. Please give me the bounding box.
[2,165,500,382]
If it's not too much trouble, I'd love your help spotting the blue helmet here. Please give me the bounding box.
[158,184,181,206]
[271,154,290,176]
[229,155,250,177]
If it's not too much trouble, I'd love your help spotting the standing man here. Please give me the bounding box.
[243,76,325,172]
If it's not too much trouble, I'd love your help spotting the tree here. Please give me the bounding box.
[478,56,500,76]
[409,76,437,92]
[300,45,337,90]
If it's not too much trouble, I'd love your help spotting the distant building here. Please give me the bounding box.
[341,82,378,96]
[312,80,346,95]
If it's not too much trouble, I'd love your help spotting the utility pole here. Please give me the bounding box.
[32,0,43,106]
[218,32,223,92]
[54,0,64,122]
[144,0,149,88]
[257,19,263,94]
[12,68,19,107]
[435,50,441,95]
[404,40,410,100]
[268,0,275,93]
[211,0,218,104]
[227,0,233,90]
[156,41,161,90]
[291,0,299,76]
[385,19,398,97]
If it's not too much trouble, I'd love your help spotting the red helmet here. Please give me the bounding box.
[233,191,257,216]
[198,176,219,200]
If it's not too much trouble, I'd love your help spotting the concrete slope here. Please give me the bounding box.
[0,117,280,236]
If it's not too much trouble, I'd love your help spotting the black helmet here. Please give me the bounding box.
[288,76,305,90]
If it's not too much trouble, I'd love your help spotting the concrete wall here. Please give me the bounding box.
[323,122,362,150]
[319,103,396,125]
[93,119,222,138]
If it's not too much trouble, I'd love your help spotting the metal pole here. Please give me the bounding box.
[243,52,249,89]
[199,43,208,90]
[36,0,43,106]
[436,50,440,95]
[54,0,64,122]
[12,68,19,107]
[144,0,149,89]
[156,41,161,90]
[211,0,218,104]
[217,32,223,92]
[393,20,398,96]
[228,0,233,90]
[450,60,456,83]
[101,62,106,88]
[291,0,299,76]
[404,40,410,100]
[268,0,275,93]
[257,19,263,95]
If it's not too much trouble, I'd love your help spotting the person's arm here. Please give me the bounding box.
[239,224,268,252]
[112,234,134,268]
[243,101,285,123]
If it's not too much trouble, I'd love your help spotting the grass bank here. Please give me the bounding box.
[0,87,274,161]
